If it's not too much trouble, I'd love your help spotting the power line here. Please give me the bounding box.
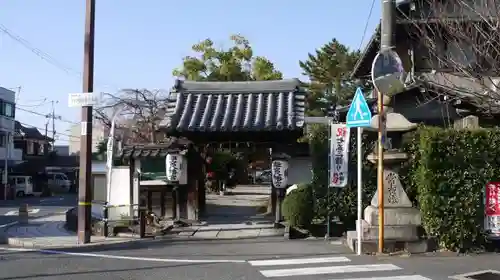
[0,22,119,144]
[358,0,376,51]
[15,105,78,125]
[0,23,119,91]
[16,121,79,140]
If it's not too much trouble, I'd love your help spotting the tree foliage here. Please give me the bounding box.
[173,34,283,81]
[299,39,360,116]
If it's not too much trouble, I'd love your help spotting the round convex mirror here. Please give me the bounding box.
[371,49,405,97]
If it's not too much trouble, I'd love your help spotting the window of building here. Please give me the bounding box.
[0,101,15,118]
[27,141,34,155]
[4,102,14,118]
[39,142,45,155]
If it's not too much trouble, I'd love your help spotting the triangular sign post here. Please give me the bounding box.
[346,87,372,128]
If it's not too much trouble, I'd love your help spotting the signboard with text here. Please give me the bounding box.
[485,182,500,237]
[330,123,350,188]
[68,92,101,107]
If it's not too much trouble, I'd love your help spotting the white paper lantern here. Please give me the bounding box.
[166,153,184,182]
[271,159,289,189]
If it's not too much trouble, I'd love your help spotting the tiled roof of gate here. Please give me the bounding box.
[116,138,191,159]
[161,79,306,132]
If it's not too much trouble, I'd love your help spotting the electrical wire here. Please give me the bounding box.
[15,106,78,125]
[16,121,79,140]
[0,23,120,134]
[0,23,119,91]
[358,0,377,51]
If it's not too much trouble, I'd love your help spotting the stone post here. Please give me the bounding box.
[18,204,28,225]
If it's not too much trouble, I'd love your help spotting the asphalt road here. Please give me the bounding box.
[0,194,76,227]
[2,237,498,280]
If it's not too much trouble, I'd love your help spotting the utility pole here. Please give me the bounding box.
[78,0,96,244]
[377,0,396,253]
[51,101,57,149]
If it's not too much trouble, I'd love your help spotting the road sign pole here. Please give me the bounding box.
[377,89,385,253]
[346,87,372,255]
[356,127,363,255]
[326,118,332,239]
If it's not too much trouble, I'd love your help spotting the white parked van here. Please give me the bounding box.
[47,172,72,193]
[8,176,34,197]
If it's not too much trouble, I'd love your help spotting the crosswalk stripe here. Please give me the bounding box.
[335,276,433,280]
[248,256,350,266]
[260,263,402,278]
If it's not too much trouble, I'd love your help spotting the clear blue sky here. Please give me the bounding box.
[0,0,380,145]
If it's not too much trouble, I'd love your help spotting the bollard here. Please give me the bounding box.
[18,204,29,225]
[103,203,109,237]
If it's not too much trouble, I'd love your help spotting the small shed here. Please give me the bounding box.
[115,138,205,221]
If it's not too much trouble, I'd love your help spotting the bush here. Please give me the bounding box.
[413,127,500,251]
[282,184,314,228]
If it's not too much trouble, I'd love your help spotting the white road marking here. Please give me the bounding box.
[0,247,246,263]
[260,263,402,278]
[4,209,40,216]
[336,276,433,280]
[0,221,18,228]
[249,256,350,266]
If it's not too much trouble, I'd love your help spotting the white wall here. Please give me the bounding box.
[69,122,107,155]
[91,165,132,221]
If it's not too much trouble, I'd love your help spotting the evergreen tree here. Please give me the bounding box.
[299,39,360,116]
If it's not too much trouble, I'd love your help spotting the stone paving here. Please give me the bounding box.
[166,185,283,239]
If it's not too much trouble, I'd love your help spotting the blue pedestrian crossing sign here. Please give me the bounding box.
[346,87,372,128]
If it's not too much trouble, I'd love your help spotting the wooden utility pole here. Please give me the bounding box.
[78,0,95,244]
[377,0,396,253]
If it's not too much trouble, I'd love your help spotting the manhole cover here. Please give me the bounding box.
[451,270,500,280]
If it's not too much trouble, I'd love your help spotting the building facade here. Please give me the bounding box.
[0,87,22,167]
[13,121,53,158]
[53,145,69,156]
[68,121,107,155]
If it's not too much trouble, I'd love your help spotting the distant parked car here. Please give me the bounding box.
[255,170,271,184]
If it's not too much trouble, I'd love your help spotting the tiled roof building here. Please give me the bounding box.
[161,79,306,135]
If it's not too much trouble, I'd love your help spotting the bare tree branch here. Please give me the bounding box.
[94,89,169,144]
[401,0,500,113]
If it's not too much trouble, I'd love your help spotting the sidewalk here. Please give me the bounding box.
[0,185,284,248]
[0,214,136,249]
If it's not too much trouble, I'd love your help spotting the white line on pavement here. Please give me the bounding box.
[248,256,350,266]
[0,221,18,228]
[5,209,40,216]
[0,247,247,263]
[260,264,402,278]
[336,276,433,280]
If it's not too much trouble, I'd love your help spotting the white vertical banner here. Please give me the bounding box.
[330,123,350,188]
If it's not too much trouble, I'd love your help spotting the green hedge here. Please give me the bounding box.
[412,127,500,251]
[282,184,314,228]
